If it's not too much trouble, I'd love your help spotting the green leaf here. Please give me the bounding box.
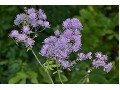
[8,76,21,84]
[31,77,39,84]
[20,78,26,84]
[55,74,68,83]
[90,74,108,84]
[16,72,28,79]
[114,32,119,40]
[38,67,51,83]
[107,35,114,40]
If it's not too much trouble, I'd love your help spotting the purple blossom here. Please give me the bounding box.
[14,8,50,29]
[40,44,49,57]
[14,14,26,25]
[74,29,81,35]
[16,34,28,41]
[78,53,86,60]
[62,18,82,30]
[75,67,80,71]
[86,52,92,59]
[71,35,81,52]
[60,60,69,69]
[31,19,37,27]
[95,52,108,62]
[78,52,92,60]
[25,38,35,47]
[62,18,71,29]
[38,9,47,20]
[92,52,112,72]
[43,21,50,28]
[92,60,106,68]
[95,52,102,58]
[22,26,30,34]
[104,63,112,73]
[102,55,108,61]
[59,60,76,69]
[38,20,44,26]
[9,30,19,38]
[10,7,51,49]
[54,30,60,36]
[44,36,57,44]
[71,18,83,30]
[29,13,37,19]
[27,8,36,14]
[63,29,73,39]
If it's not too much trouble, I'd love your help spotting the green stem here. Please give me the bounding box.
[54,57,63,84]
[56,64,63,84]
[30,48,54,84]
[38,28,46,33]
[77,74,89,84]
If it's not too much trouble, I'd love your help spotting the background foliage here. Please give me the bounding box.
[0,5,119,84]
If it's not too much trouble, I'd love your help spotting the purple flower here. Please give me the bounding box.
[16,34,27,41]
[75,67,80,71]
[22,26,30,34]
[92,60,106,68]
[74,29,81,35]
[54,30,60,36]
[14,14,26,25]
[27,8,36,14]
[102,55,108,61]
[29,13,37,19]
[63,29,73,39]
[61,60,70,69]
[25,38,35,47]
[9,30,19,38]
[71,18,82,30]
[44,36,57,44]
[71,35,81,52]
[95,52,108,62]
[38,20,44,26]
[43,21,50,28]
[95,52,102,58]
[78,52,92,60]
[78,53,86,60]
[38,9,47,20]
[62,18,71,29]
[104,63,112,73]
[59,60,76,69]
[62,18,82,30]
[31,19,37,27]
[40,44,49,57]
[86,52,92,59]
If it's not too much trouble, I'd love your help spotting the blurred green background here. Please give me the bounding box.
[0,5,119,84]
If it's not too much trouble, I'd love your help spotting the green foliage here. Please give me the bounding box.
[0,5,119,84]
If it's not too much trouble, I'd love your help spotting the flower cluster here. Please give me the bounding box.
[92,52,112,73]
[14,8,50,28]
[78,52,92,60]
[40,18,112,72]
[9,7,113,73]
[40,18,82,69]
[9,8,50,47]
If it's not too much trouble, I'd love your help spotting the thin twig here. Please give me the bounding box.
[56,63,63,84]
[30,48,54,84]
[77,74,89,84]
